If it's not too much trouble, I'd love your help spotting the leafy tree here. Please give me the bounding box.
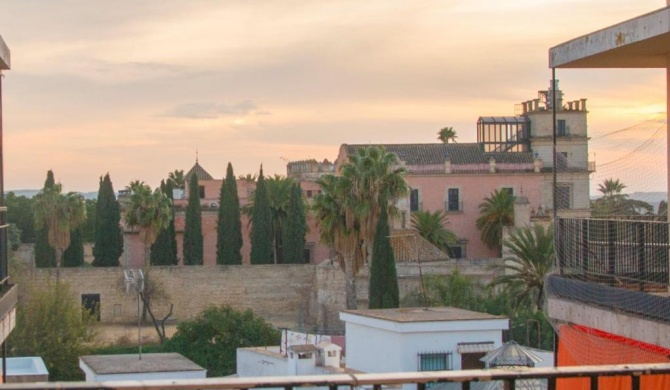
[8,283,98,381]
[62,227,84,267]
[168,169,185,190]
[313,146,408,309]
[217,163,243,265]
[592,178,654,216]
[81,199,97,243]
[368,204,399,308]
[93,174,123,267]
[164,304,280,377]
[403,272,554,350]
[151,180,178,266]
[437,127,458,144]
[658,200,668,221]
[282,183,308,264]
[6,192,35,243]
[8,224,21,251]
[493,224,555,311]
[123,181,172,265]
[476,188,515,253]
[34,171,56,268]
[250,166,273,264]
[411,210,458,254]
[183,173,203,265]
[33,183,87,280]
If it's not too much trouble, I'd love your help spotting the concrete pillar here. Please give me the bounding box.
[514,196,531,228]
[444,158,452,174]
[489,158,496,173]
[534,158,543,173]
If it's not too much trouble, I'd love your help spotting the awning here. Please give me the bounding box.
[457,342,496,354]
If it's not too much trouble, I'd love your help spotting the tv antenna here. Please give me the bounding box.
[124,269,145,360]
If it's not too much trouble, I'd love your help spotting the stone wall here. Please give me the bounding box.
[13,260,500,331]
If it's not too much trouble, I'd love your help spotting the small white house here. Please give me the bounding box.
[316,342,341,368]
[79,353,206,382]
[340,307,508,378]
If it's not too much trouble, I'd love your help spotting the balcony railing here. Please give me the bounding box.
[7,363,670,390]
[555,218,670,290]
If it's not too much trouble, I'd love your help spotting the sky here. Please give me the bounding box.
[0,0,666,193]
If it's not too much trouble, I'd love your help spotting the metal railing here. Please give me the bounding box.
[5,363,670,390]
[555,218,670,289]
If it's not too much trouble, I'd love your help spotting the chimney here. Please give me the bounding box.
[580,98,587,111]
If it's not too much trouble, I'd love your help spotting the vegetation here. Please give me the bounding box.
[168,169,185,190]
[8,224,21,251]
[34,171,56,268]
[250,166,273,264]
[476,189,515,253]
[82,198,96,243]
[403,271,554,350]
[313,146,408,309]
[164,305,280,377]
[6,191,35,244]
[62,227,84,267]
[93,174,124,267]
[33,182,87,280]
[437,127,458,144]
[282,183,308,264]
[183,174,204,265]
[591,178,654,217]
[493,224,555,311]
[151,179,178,266]
[411,210,458,254]
[8,283,98,381]
[123,181,172,265]
[217,162,243,265]
[368,204,399,308]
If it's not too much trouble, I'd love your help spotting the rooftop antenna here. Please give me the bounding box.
[124,269,145,360]
[196,149,199,163]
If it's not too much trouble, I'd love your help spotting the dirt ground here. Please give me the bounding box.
[93,323,179,345]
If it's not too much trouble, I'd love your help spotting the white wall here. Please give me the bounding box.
[345,322,403,373]
[237,347,289,377]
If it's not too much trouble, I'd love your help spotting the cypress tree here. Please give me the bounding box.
[92,173,123,267]
[282,183,307,264]
[183,173,203,265]
[151,180,178,265]
[34,170,56,268]
[368,204,399,309]
[250,165,273,264]
[216,162,243,265]
[62,227,84,267]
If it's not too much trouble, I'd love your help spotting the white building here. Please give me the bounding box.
[341,307,508,377]
[79,353,206,382]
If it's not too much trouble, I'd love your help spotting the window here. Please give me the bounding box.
[306,190,313,198]
[556,185,571,209]
[303,243,315,264]
[447,188,460,212]
[199,185,205,199]
[461,353,486,370]
[447,244,465,259]
[557,119,567,136]
[82,294,101,321]
[410,189,420,212]
[419,352,453,380]
[502,187,514,196]
[327,350,337,357]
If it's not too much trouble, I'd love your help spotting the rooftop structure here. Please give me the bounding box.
[79,353,206,382]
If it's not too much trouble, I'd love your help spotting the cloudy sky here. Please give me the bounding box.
[0,0,666,193]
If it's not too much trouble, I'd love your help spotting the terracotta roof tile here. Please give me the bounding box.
[185,161,214,181]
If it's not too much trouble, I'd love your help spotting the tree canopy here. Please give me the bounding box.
[368,204,399,308]
[34,170,56,268]
[476,188,515,252]
[592,178,654,217]
[250,166,273,264]
[217,163,243,265]
[437,127,458,143]
[151,179,178,266]
[164,305,280,377]
[123,181,172,265]
[411,210,458,255]
[93,173,123,267]
[282,183,308,264]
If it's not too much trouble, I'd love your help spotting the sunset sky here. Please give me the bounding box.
[0,0,666,193]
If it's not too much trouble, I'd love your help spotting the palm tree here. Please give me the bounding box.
[492,224,555,311]
[437,127,458,144]
[313,146,408,309]
[167,170,185,190]
[410,210,458,254]
[123,181,172,265]
[476,189,515,253]
[592,178,653,216]
[33,183,87,281]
